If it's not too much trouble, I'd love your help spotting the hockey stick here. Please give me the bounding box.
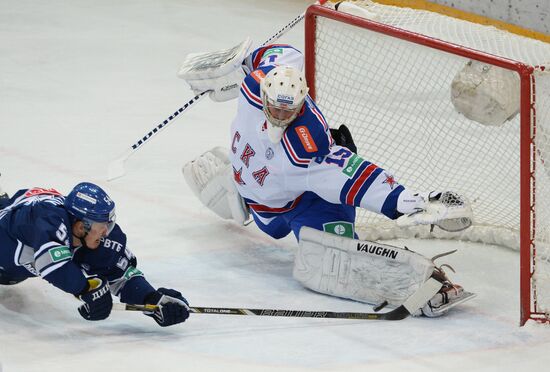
[113,277,442,321]
[106,0,329,181]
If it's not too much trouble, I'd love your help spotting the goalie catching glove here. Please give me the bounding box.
[396,190,472,232]
[178,38,252,102]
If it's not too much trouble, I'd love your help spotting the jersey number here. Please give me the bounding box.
[56,223,68,241]
[325,148,353,167]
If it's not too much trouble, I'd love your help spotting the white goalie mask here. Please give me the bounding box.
[260,65,309,143]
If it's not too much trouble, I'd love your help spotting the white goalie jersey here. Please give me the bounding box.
[229,45,417,223]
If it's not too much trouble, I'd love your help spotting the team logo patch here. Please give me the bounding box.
[265,147,274,160]
[295,126,318,153]
[342,154,364,178]
[323,221,354,238]
[251,70,266,83]
[263,48,284,57]
[382,173,397,189]
[49,246,72,262]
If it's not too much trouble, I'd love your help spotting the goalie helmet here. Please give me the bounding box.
[260,65,309,143]
[64,182,116,234]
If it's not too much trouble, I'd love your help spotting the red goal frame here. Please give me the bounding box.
[304,4,539,325]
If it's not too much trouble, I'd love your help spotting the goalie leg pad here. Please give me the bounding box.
[183,147,249,225]
[293,227,435,306]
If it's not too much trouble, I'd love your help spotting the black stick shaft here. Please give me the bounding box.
[117,304,410,321]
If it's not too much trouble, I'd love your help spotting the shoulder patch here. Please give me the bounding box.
[251,70,266,83]
[123,266,143,280]
[49,246,71,262]
[295,126,318,153]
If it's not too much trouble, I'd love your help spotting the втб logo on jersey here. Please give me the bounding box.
[356,243,398,259]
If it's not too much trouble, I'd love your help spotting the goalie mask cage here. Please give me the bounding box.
[305,3,550,325]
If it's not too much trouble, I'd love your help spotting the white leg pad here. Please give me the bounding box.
[293,227,435,306]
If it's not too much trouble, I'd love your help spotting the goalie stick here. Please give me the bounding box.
[112,277,442,321]
[107,0,329,181]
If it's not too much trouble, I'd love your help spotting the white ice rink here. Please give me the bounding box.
[1,1,550,371]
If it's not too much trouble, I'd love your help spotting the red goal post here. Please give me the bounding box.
[304,3,550,325]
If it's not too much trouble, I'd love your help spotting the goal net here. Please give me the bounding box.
[305,0,550,325]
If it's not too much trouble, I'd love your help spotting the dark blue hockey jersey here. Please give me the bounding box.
[0,187,155,304]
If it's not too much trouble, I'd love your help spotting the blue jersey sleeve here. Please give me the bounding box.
[73,225,156,304]
[281,96,334,168]
[240,66,273,111]
[27,203,88,295]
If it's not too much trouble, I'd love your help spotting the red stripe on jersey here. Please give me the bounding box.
[248,194,303,213]
[310,105,328,131]
[282,131,310,165]
[241,81,262,105]
[309,104,333,146]
[345,164,378,205]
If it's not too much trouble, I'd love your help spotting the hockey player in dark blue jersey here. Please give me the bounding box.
[179,41,476,317]
[0,182,189,326]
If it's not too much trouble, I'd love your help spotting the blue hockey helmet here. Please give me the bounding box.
[64,182,116,234]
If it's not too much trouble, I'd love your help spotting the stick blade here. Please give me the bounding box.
[107,151,132,181]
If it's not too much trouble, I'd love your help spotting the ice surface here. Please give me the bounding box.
[1,1,550,371]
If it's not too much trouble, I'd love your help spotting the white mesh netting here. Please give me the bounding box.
[310,1,550,318]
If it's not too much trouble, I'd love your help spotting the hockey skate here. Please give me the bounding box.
[415,265,476,318]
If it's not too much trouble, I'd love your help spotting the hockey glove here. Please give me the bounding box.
[329,124,357,154]
[144,288,190,327]
[77,277,113,321]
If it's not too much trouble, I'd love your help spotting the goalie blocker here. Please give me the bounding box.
[295,227,476,317]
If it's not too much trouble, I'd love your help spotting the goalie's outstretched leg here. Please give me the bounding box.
[294,227,475,317]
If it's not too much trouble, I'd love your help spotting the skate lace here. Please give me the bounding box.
[431,249,457,285]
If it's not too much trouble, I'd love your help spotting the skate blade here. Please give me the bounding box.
[431,291,476,315]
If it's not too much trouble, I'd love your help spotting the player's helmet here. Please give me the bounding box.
[260,65,309,142]
[64,182,116,234]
